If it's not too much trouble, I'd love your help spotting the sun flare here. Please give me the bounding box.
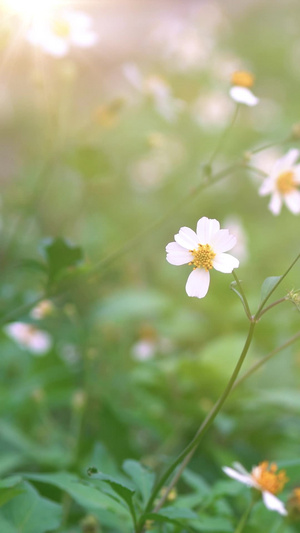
[1,0,65,19]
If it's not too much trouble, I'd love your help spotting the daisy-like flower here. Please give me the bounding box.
[27,10,98,57]
[4,322,52,355]
[166,217,239,298]
[259,148,300,215]
[223,462,288,516]
[229,70,259,106]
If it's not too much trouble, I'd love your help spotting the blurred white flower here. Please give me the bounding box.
[27,10,98,57]
[166,217,239,298]
[131,325,173,361]
[123,63,184,122]
[5,322,52,355]
[192,91,234,129]
[223,462,288,516]
[30,299,54,320]
[230,71,259,107]
[259,148,300,215]
[223,217,248,263]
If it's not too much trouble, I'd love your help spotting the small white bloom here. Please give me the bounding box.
[229,86,259,106]
[27,10,98,57]
[166,216,239,298]
[123,63,184,122]
[223,461,288,516]
[229,70,259,107]
[4,322,52,355]
[259,148,300,215]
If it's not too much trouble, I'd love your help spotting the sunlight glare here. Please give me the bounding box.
[1,0,65,18]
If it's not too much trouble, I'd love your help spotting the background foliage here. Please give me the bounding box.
[0,0,299,531]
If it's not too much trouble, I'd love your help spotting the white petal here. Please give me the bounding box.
[29,332,52,355]
[42,36,69,57]
[185,268,210,298]
[232,462,251,476]
[281,148,299,169]
[210,229,236,253]
[196,217,220,244]
[262,491,287,516]
[268,192,282,215]
[222,467,255,487]
[259,177,274,196]
[174,226,199,250]
[229,86,259,106]
[166,242,193,265]
[123,62,143,91]
[71,31,98,48]
[213,253,239,273]
[283,190,300,214]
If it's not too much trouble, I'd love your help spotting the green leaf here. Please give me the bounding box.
[40,237,83,283]
[190,514,233,532]
[0,476,23,507]
[146,506,198,527]
[1,481,62,533]
[24,472,128,515]
[260,276,281,303]
[88,469,136,524]
[181,469,210,495]
[0,513,18,533]
[122,460,155,504]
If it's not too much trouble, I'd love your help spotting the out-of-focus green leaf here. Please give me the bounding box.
[260,276,281,303]
[191,515,233,532]
[67,146,111,179]
[1,481,62,533]
[0,476,23,507]
[40,237,83,283]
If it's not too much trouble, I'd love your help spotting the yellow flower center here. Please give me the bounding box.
[231,70,254,88]
[251,462,288,494]
[52,19,71,38]
[276,170,297,194]
[189,244,216,271]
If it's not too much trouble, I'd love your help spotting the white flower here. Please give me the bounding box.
[223,462,288,516]
[27,11,98,57]
[259,148,300,215]
[223,217,248,264]
[123,63,184,122]
[166,217,239,298]
[229,70,259,107]
[4,322,52,355]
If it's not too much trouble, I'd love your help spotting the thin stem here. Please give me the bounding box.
[137,321,256,531]
[255,252,300,320]
[232,331,300,391]
[250,136,291,155]
[243,164,268,177]
[234,498,255,533]
[207,105,240,167]
[258,297,287,318]
[232,270,252,320]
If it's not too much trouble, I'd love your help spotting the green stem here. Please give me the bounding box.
[234,498,255,533]
[255,252,300,320]
[232,331,300,391]
[257,297,287,318]
[232,270,252,320]
[207,105,240,167]
[136,321,256,531]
